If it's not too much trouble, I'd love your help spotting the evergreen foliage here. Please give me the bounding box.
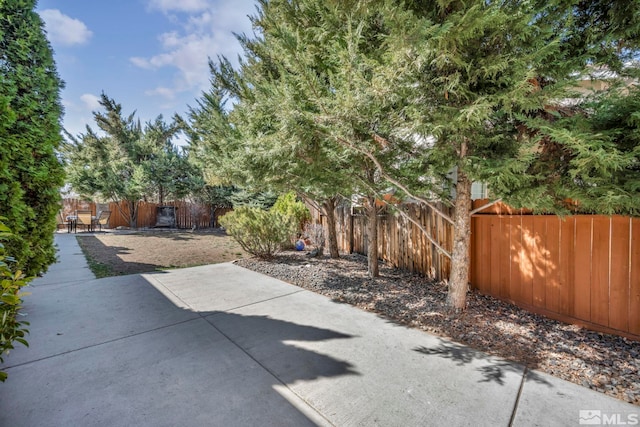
[219,207,296,258]
[0,221,31,382]
[229,189,279,210]
[189,0,639,309]
[0,0,65,276]
[271,192,311,235]
[63,94,201,227]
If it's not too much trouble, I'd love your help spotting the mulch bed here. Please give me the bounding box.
[235,251,640,405]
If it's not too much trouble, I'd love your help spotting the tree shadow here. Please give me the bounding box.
[76,235,168,276]
[0,270,360,426]
[136,232,197,242]
[413,338,551,387]
[203,311,359,384]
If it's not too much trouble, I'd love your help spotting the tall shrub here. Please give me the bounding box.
[0,0,65,276]
[220,207,295,258]
[0,221,31,382]
[271,192,311,243]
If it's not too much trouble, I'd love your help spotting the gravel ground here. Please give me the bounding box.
[235,251,640,405]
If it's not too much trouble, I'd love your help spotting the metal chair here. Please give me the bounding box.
[93,210,111,231]
[75,210,93,233]
[56,211,68,231]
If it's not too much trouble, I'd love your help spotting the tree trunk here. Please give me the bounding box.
[322,197,340,259]
[366,196,379,278]
[447,170,472,311]
[128,200,138,228]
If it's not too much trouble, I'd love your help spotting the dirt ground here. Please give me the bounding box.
[75,229,246,277]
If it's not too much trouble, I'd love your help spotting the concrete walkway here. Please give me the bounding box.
[0,234,637,426]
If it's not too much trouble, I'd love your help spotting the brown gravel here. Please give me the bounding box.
[235,251,640,406]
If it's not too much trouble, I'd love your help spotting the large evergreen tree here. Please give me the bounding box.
[0,0,65,276]
[188,0,638,308]
[64,94,197,227]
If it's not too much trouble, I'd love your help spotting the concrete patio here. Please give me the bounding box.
[0,234,637,426]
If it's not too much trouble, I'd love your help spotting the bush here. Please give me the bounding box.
[220,207,296,259]
[0,221,31,382]
[271,192,311,242]
[0,1,65,277]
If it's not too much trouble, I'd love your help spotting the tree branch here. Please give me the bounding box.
[383,199,452,259]
[469,198,503,215]
[333,132,455,225]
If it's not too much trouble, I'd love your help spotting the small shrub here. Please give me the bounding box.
[220,207,296,259]
[271,192,311,245]
[0,221,31,382]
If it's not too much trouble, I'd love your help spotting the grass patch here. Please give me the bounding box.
[76,237,114,278]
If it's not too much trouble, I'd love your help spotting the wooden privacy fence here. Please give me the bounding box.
[62,199,96,217]
[66,197,639,339]
[62,199,229,229]
[470,213,640,340]
[107,201,211,229]
[312,199,640,340]
[308,202,454,281]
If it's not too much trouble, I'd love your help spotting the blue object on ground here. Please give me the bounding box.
[295,240,305,251]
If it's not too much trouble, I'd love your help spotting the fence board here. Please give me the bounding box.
[508,216,523,303]
[630,219,640,336]
[574,217,592,321]
[489,216,502,297]
[545,217,561,313]
[499,217,511,299]
[532,216,547,308]
[610,217,630,332]
[591,216,610,327]
[558,218,575,315]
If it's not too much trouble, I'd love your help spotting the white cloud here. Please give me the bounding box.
[148,0,210,13]
[80,93,101,111]
[40,9,92,46]
[145,87,176,100]
[132,0,255,100]
[130,57,153,69]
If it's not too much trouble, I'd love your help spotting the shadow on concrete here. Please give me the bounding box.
[205,311,359,384]
[413,338,551,387]
[0,271,359,426]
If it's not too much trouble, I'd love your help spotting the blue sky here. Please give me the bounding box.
[37,0,257,144]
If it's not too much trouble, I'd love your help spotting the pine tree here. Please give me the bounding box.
[64,94,193,227]
[0,0,65,276]
[250,0,640,308]
[191,0,639,308]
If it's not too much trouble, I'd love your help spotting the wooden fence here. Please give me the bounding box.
[308,202,454,281]
[470,213,640,339]
[65,197,639,339]
[62,199,96,217]
[62,199,231,229]
[310,199,640,340]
